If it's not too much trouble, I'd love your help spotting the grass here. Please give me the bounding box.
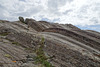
[25,48,33,51]
[12,42,20,46]
[4,54,12,58]
[5,38,21,46]
[34,37,54,67]
[0,32,9,36]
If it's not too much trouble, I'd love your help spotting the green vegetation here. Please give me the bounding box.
[25,47,34,51]
[6,38,20,46]
[4,54,12,58]
[12,42,20,46]
[0,32,9,36]
[34,37,54,67]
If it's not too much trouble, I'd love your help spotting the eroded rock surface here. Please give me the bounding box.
[0,19,100,67]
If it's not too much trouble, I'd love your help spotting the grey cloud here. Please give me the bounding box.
[40,17,60,22]
[77,15,88,19]
[0,4,8,20]
[47,0,73,8]
[92,3,100,11]
[47,0,73,13]
[0,0,43,20]
[90,17,99,24]
[0,0,100,27]
[53,18,60,22]
[63,9,73,14]
[0,4,5,8]
[14,5,43,17]
[19,0,26,2]
[79,5,89,14]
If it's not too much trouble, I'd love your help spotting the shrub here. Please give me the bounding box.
[34,37,54,67]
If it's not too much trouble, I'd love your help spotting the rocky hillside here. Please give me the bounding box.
[0,18,100,67]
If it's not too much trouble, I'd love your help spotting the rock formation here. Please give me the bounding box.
[0,18,100,67]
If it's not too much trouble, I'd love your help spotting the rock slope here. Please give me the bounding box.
[0,19,100,67]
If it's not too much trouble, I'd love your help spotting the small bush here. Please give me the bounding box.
[34,37,54,67]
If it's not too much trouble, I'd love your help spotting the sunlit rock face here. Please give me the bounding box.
[0,19,100,67]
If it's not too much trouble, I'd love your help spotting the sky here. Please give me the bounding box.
[0,0,100,32]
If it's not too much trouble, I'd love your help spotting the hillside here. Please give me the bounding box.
[0,18,100,67]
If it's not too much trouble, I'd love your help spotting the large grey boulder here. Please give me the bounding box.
[19,16,25,23]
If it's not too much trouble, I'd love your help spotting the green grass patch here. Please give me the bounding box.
[4,54,12,58]
[0,32,9,36]
[25,48,33,50]
[12,42,20,45]
[5,38,21,46]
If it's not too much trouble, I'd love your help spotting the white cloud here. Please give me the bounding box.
[0,0,100,26]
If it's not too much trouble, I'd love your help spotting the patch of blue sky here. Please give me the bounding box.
[76,25,100,32]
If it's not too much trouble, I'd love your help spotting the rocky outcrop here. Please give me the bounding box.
[0,19,100,67]
[18,17,25,24]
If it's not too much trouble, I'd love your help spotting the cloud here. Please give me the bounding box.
[0,0,100,27]
[63,9,73,15]
[19,0,26,2]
